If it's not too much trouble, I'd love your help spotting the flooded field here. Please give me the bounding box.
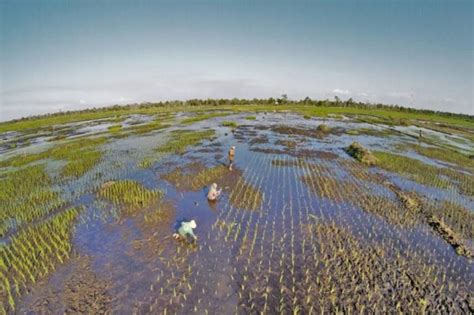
[1,108,473,313]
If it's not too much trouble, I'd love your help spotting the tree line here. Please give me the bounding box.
[5,97,474,123]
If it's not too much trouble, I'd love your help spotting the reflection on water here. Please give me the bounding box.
[15,112,474,313]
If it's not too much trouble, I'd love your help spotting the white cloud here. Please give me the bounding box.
[388,91,413,99]
[332,88,351,95]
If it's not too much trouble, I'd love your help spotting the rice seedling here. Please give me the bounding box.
[401,143,474,171]
[221,121,238,128]
[127,120,169,135]
[229,180,263,211]
[0,206,82,312]
[107,124,122,134]
[98,180,162,213]
[181,112,231,125]
[156,130,215,154]
[0,164,65,237]
[372,151,455,191]
[345,127,394,137]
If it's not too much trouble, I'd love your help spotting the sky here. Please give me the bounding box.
[1,0,473,121]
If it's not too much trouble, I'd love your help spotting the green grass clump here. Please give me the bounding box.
[0,165,65,237]
[157,129,215,154]
[245,116,257,120]
[0,136,107,170]
[373,151,451,189]
[181,112,230,125]
[221,121,238,128]
[346,127,394,138]
[316,124,330,133]
[0,206,81,312]
[345,142,378,166]
[128,120,168,135]
[107,124,122,133]
[60,150,102,178]
[98,180,162,210]
[137,155,162,169]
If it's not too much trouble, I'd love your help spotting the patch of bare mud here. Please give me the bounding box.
[161,162,242,192]
[21,256,112,314]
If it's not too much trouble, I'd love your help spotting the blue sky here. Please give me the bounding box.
[1,0,473,121]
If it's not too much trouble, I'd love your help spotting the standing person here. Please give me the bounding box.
[207,183,222,201]
[228,146,235,170]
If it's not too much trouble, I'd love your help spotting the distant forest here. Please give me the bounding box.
[7,97,474,123]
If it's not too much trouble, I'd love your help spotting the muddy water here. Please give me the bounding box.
[16,113,474,313]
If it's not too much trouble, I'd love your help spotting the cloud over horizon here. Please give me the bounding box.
[1,1,473,121]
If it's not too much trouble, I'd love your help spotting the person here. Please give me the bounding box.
[228,146,235,170]
[173,220,197,241]
[207,183,222,201]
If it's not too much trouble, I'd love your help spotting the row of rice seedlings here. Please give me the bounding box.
[156,130,215,154]
[127,120,169,135]
[221,121,238,128]
[98,180,162,217]
[220,153,273,311]
[0,206,82,313]
[60,149,103,178]
[320,158,472,284]
[107,124,122,134]
[345,127,395,137]
[0,164,65,237]
[373,148,473,197]
[142,201,176,226]
[168,153,264,313]
[180,112,231,125]
[238,152,472,312]
[340,158,473,243]
[137,155,162,169]
[372,151,454,191]
[0,136,108,182]
[228,179,263,212]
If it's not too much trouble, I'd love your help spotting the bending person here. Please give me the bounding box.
[207,183,222,201]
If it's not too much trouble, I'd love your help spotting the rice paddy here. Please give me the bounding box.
[0,105,473,313]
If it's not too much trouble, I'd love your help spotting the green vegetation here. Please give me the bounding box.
[98,180,162,211]
[229,180,263,211]
[316,124,330,133]
[0,165,65,237]
[346,127,394,137]
[1,206,82,312]
[373,151,452,189]
[107,124,122,133]
[245,115,257,120]
[345,142,378,166]
[137,155,162,169]
[157,129,215,154]
[128,120,169,135]
[0,136,107,171]
[162,164,230,191]
[402,143,474,171]
[1,98,472,134]
[221,121,238,128]
[181,112,231,125]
